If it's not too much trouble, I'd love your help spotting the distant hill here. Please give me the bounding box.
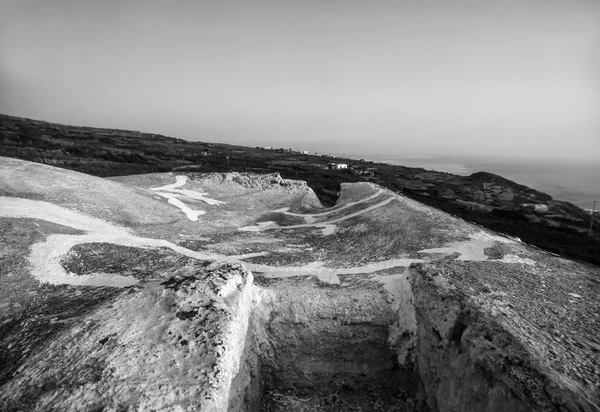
[0,113,239,176]
[469,171,552,202]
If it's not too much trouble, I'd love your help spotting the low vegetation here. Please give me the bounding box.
[1,113,598,266]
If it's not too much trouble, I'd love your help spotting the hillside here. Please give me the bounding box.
[468,171,553,203]
[1,113,599,266]
[0,159,598,411]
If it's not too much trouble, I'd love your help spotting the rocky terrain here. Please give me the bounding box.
[2,113,598,266]
[0,157,598,411]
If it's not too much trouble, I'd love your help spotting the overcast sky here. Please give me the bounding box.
[1,0,598,161]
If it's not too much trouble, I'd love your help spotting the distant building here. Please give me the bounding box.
[352,167,377,179]
[328,162,348,170]
[520,203,549,213]
[301,150,309,155]
[585,209,600,216]
[363,169,376,179]
[310,163,328,170]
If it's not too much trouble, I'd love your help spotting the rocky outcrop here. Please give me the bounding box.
[189,172,323,212]
[193,172,311,191]
[0,264,259,412]
[409,262,598,412]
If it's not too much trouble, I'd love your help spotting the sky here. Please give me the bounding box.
[1,0,599,161]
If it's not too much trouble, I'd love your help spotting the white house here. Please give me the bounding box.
[520,203,549,212]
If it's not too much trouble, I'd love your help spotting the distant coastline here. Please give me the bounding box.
[369,156,599,210]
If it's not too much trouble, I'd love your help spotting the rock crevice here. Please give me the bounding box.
[227,265,596,412]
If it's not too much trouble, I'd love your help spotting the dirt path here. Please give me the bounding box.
[0,197,254,286]
[275,189,385,224]
[240,196,396,236]
[1,194,534,288]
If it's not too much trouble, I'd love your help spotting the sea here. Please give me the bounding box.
[368,156,599,211]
